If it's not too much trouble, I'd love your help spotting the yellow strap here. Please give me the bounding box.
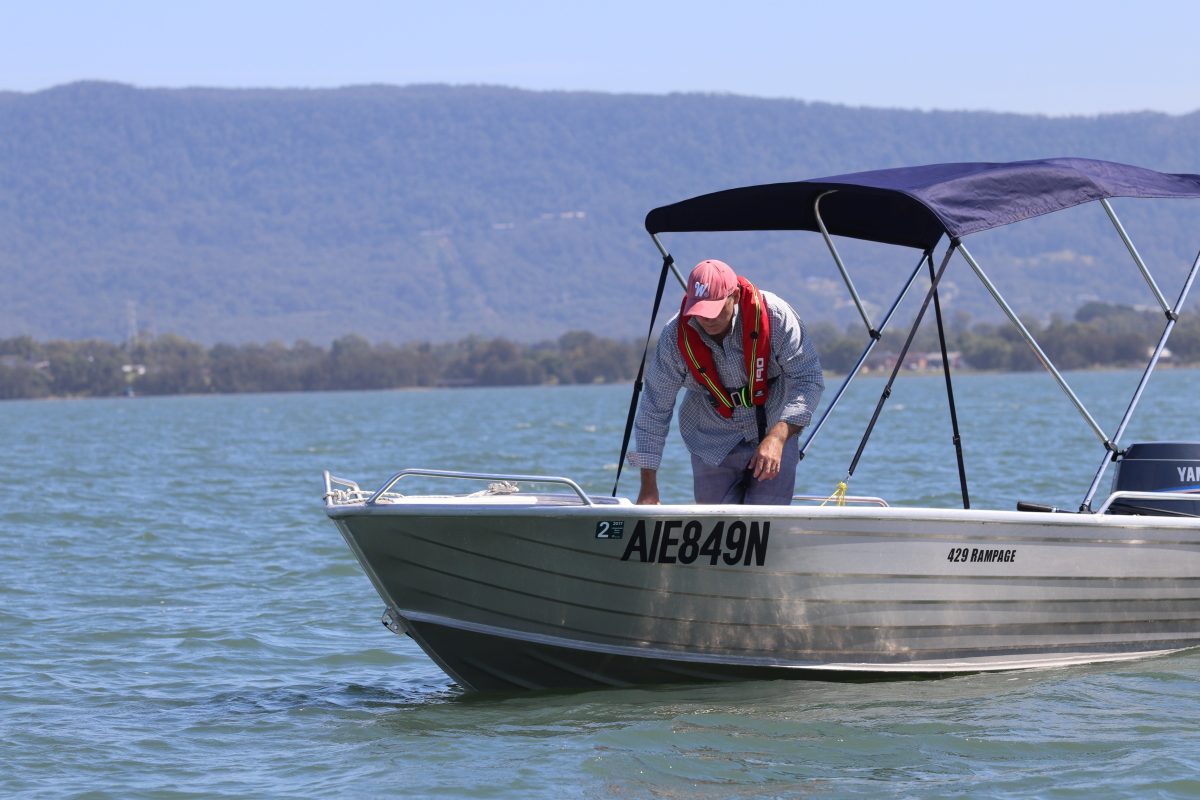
[748,286,759,386]
[821,481,848,507]
[683,330,733,408]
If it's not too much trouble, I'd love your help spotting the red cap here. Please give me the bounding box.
[682,259,737,318]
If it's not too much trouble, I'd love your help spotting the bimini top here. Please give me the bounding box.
[644,157,1200,251]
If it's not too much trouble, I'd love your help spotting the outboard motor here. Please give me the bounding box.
[1108,442,1200,516]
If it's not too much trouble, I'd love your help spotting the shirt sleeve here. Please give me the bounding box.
[766,295,824,430]
[627,316,687,470]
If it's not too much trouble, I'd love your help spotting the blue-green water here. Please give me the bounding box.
[5,372,1200,798]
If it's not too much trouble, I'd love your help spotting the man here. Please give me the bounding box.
[629,259,823,504]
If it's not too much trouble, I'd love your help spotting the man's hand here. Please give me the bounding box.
[748,422,800,481]
[636,468,661,504]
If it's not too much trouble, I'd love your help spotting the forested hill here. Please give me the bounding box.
[3,82,1200,344]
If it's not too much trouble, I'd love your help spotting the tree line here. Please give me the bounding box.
[810,301,1198,373]
[0,331,641,399]
[1,303,1198,400]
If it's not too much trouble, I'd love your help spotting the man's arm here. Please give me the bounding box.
[747,293,823,481]
[749,420,802,481]
[637,468,661,504]
[765,294,824,433]
[629,318,687,504]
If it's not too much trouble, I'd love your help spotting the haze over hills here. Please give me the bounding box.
[2,82,1199,345]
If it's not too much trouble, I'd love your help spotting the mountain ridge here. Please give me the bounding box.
[3,82,1199,344]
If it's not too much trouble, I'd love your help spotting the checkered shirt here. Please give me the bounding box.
[628,289,824,470]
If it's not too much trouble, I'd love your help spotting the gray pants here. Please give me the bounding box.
[691,437,799,505]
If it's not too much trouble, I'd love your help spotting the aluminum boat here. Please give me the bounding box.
[325,158,1200,692]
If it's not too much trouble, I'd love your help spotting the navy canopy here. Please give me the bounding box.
[644,158,1200,250]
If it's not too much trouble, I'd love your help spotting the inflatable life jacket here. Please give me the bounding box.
[677,276,771,420]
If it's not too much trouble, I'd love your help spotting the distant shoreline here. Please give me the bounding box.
[3,308,1194,401]
[6,363,1192,404]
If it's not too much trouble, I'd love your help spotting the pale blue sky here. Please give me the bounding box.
[3,0,1198,115]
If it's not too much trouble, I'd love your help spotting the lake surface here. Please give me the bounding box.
[5,370,1200,798]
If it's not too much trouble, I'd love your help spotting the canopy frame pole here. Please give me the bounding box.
[844,243,956,483]
[651,233,689,290]
[814,190,877,336]
[1100,198,1173,317]
[1079,246,1200,511]
[611,235,681,496]
[956,242,1111,447]
[928,251,970,509]
[799,249,928,459]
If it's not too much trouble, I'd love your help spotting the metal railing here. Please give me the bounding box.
[1094,490,1200,516]
[323,471,372,505]
[365,468,594,506]
[793,494,890,507]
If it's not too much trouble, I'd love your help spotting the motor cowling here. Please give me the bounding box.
[1108,442,1200,516]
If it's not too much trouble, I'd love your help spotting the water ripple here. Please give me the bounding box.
[4,379,1200,798]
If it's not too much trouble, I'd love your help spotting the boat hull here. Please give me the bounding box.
[329,499,1200,691]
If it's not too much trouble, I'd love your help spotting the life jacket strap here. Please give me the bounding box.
[701,381,772,443]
